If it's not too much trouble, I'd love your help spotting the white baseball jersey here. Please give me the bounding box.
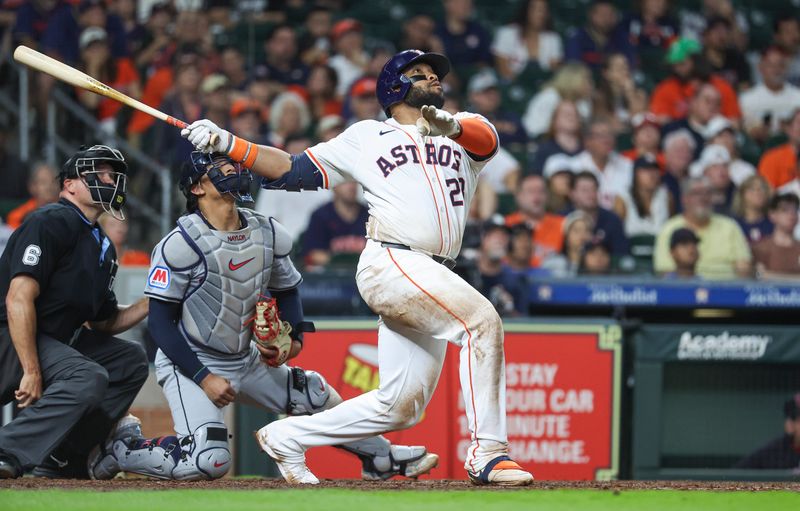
[304,114,497,260]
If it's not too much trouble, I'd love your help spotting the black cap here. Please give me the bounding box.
[509,223,533,237]
[704,15,731,32]
[482,217,510,236]
[670,228,700,249]
[633,154,660,172]
[583,235,611,253]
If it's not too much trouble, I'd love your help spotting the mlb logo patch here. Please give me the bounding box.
[148,266,171,289]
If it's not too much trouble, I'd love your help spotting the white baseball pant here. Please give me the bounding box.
[266,239,509,472]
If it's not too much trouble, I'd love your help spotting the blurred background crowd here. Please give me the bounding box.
[1,0,800,316]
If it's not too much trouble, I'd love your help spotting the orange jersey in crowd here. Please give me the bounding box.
[505,212,565,268]
[6,198,37,229]
[649,75,742,120]
[118,249,151,266]
[758,143,798,189]
[77,58,140,121]
[128,67,173,135]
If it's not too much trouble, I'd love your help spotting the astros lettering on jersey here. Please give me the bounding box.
[304,113,497,261]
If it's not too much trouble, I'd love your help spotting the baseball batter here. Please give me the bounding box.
[181,50,533,486]
[88,152,438,481]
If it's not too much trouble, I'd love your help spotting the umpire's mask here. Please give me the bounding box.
[62,145,128,220]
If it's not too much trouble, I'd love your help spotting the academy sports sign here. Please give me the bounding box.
[291,320,622,481]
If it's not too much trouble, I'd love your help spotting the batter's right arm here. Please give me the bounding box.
[6,275,42,408]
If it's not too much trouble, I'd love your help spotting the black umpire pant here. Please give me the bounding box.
[0,325,148,469]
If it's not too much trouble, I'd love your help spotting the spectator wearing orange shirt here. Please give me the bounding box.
[649,38,741,123]
[76,27,141,137]
[98,215,150,266]
[127,48,201,143]
[505,174,565,267]
[6,163,59,230]
[759,108,800,190]
[306,65,343,121]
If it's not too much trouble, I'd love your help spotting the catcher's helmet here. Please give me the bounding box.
[376,49,450,116]
[180,152,253,208]
[61,144,128,219]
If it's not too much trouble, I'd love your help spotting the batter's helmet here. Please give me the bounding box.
[61,144,128,219]
[376,49,450,116]
[180,152,253,211]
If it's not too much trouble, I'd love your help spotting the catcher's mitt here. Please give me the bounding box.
[248,297,293,366]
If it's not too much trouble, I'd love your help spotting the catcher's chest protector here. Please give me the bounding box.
[177,210,274,355]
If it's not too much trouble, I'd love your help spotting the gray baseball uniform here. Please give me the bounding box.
[96,209,405,480]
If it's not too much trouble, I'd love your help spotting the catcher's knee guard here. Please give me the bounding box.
[286,367,338,415]
[171,422,231,480]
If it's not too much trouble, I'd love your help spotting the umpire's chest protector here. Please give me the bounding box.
[177,210,274,355]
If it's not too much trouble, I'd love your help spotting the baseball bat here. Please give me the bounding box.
[13,45,218,145]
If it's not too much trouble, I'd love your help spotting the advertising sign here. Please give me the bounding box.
[291,320,621,480]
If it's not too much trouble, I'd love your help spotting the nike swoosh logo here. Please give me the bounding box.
[213,461,227,468]
[379,129,394,136]
[228,257,255,271]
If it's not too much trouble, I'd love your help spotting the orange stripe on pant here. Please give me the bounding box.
[386,248,481,471]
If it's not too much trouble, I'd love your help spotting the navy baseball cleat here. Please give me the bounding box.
[467,456,534,486]
[0,450,22,479]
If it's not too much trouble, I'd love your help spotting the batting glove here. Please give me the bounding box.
[181,119,232,154]
[416,105,462,138]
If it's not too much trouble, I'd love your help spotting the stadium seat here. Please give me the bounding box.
[628,234,656,273]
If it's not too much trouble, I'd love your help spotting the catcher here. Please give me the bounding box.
[88,152,439,481]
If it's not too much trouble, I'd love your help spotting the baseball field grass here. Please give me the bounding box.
[2,487,800,511]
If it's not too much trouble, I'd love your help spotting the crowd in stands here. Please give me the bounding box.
[2,0,800,314]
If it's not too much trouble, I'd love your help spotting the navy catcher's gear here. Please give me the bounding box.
[181,152,254,204]
[61,144,128,219]
[376,49,450,116]
[90,422,231,480]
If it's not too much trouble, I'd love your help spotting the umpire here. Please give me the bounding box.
[0,145,149,478]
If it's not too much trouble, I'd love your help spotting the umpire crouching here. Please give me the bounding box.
[0,145,149,478]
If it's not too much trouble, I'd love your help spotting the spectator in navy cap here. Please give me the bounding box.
[476,220,526,316]
[665,227,700,279]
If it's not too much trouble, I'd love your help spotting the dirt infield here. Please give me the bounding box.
[1,478,799,492]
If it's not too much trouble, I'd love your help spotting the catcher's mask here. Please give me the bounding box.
[61,144,128,220]
[181,152,254,205]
